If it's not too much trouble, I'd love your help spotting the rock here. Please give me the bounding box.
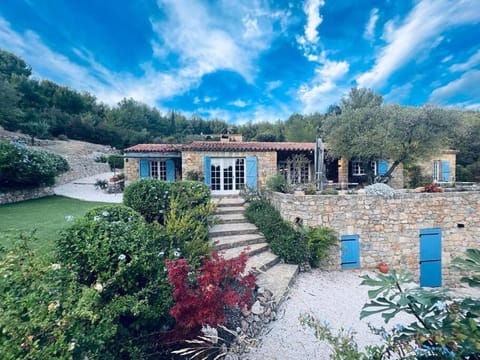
[251,300,264,315]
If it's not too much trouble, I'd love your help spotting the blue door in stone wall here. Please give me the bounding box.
[341,234,360,269]
[419,228,442,287]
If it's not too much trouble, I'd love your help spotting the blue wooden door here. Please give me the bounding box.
[419,228,442,287]
[246,156,258,191]
[341,234,360,269]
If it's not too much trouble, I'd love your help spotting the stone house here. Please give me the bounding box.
[124,139,315,195]
[124,136,457,194]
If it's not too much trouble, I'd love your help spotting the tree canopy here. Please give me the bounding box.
[323,89,459,183]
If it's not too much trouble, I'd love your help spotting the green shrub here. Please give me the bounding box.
[185,170,204,181]
[107,154,124,170]
[245,200,308,264]
[319,189,338,195]
[304,227,338,267]
[266,173,289,193]
[0,141,69,188]
[123,179,172,222]
[0,237,115,360]
[123,180,210,223]
[56,205,175,357]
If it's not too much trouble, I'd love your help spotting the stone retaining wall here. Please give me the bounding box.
[0,187,54,205]
[269,191,480,286]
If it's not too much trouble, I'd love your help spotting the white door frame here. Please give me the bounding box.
[210,158,245,195]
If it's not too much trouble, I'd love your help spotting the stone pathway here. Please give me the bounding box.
[210,196,299,306]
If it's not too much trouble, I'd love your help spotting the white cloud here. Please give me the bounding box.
[266,80,282,92]
[230,99,248,108]
[450,49,480,72]
[441,55,453,63]
[303,0,325,43]
[357,0,480,89]
[430,69,480,102]
[298,60,350,112]
[384,83,413,103]
[364,8,379,40]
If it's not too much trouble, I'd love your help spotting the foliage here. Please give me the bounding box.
[166,252,255,331]
[184,170,204,181]
[107,154,124,170]
[266,173,290,193]
[56,205,176,357]
[304,182,317,195]
[364,183,397,198]
[324,89,458,184]
[0,141,69,188]
[0,236,116,360]
[405,164,430,188]
[123,179,210,224]
[245,200,309,264]
[302,249,480,359]
[304,227,338,268]
[94,178,108,190]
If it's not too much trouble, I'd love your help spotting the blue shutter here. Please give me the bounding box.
[420,228,442,287]
[204,156,211,186]
[441,160,450,182]
[139,159,149,179]
[166,159,175,182]
[341,234,360,269]
[246,156,258,191]
[377,160,388,176]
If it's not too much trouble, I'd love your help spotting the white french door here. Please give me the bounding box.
[210,158,245,194]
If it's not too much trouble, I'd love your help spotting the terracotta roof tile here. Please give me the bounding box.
[182,141,315,152]
[124,144,181,152]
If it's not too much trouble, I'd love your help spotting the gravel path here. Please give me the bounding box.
[54,172,123,203]
[244,269,415,360]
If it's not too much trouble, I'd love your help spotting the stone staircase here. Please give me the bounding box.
[210,196,299,306]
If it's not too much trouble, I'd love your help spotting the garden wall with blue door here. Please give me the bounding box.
[269,190,480,287]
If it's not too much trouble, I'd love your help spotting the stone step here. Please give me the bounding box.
[209,223,259,237]
[219,242,270,260]
[214,213,248,224]
[216,197,245,207]
[214,205,246,214]
[213,233,267,250]
[256,263,299,306]
[246,251,280,273]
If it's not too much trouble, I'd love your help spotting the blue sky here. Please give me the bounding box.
[0,0,479,123]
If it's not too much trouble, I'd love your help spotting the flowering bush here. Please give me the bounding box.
[166,252,256,330]
[0,140,69,188]
[123,179,210,223]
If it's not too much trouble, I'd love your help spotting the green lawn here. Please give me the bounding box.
[0,196,112,256]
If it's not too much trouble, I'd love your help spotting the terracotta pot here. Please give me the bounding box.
[378,262,389,274]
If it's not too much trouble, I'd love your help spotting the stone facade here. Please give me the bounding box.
[0,186,54,205]
[124,157,140,183]
[269,191,480,286]
[417,150,457,183]
[182,150,277,189]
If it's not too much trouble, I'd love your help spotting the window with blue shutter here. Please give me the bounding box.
[139,159,149,179]
[204,156,211,186]
[246,156,258,191]
[166,159,175,182]
[377,160,388,176]
[441,160,450,182]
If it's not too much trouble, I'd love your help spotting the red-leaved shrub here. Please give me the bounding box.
[423,183,444,193]
[166,251,255,330]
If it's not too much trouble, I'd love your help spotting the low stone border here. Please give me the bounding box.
[0,186,54,205]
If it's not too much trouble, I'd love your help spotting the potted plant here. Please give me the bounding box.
[378,261,389,274]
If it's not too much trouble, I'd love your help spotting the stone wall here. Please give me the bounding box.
[182,150,277,189]
[269,191,480,286]
[0,186,54,205]
[124,157,140,183]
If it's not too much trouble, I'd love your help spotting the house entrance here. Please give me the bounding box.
[210,158,245,194]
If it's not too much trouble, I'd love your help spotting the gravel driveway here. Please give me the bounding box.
[244,269,416,360]
[54,172,123,203]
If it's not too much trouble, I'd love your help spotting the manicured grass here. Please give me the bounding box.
[0,196,111,256]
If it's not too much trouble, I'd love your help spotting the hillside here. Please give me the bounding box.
[0,127,118,184]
